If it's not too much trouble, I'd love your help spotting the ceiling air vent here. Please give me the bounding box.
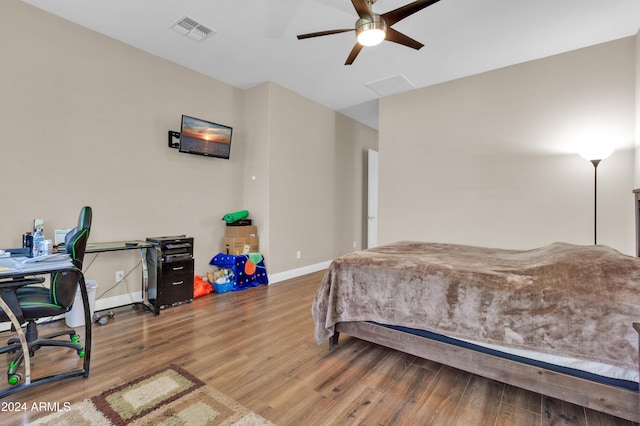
[170,15,216,42]
[365,74,415,97]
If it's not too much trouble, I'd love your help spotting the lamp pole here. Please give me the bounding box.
[590,159,601,245]
[580,145,612,246]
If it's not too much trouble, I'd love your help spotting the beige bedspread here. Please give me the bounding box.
[312,241,640,370]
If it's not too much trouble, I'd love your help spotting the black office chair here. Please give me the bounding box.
[0,206,92,386]
[63,205,92,265]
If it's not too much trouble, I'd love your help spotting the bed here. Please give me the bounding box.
[312,241,640,422]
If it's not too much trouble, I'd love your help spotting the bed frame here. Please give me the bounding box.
[330,321,640,422]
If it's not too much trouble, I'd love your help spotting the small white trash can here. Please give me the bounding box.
[65,280,98,327]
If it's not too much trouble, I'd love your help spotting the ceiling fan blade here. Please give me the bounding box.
[351,0,372,19]
[382,0,441,26]
[385,27,424,50]
[345,43,364,65]
[297,29,354,40]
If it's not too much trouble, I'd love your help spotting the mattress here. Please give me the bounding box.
[379,323,638,390]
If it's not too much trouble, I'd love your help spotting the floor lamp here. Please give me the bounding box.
[580,147,613,245]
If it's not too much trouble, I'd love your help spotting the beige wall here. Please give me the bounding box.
[242,83,272,264]
[10,0,632,294]
[334,113,379,252]
[379,37,637,255]
[244,83,378,273]
[1,1,377,304]
[1,0,245,299]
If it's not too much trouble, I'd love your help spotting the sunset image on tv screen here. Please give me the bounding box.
[179,115,233,159]
[181,116,231,144]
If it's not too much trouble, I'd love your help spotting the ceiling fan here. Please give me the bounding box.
[297,0,441,65]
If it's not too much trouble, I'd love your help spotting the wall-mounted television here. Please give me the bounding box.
[179,115,233,159]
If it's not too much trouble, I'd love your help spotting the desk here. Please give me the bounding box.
[0,263,90,398]
[5,240,160,317]
[69,240,156,312]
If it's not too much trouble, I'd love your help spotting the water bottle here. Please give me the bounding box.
[32,228,44,257]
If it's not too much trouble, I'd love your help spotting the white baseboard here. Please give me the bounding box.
[0,291,143,330]
[268,260,331,284]
[0,263,330,331]
[94,292,143,313]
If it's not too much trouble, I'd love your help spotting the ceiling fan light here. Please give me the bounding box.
[358,28,385,46]
[356,15,387,47]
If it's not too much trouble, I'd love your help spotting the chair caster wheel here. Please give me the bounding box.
[93,311,114,325]
[8,373,22,385]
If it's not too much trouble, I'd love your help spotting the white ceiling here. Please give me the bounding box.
[22,0,640,129]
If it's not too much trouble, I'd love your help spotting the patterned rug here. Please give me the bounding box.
[31,364,274,425]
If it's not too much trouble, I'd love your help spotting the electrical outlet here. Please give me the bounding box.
[296,250,301,259]
[115,270,125,283]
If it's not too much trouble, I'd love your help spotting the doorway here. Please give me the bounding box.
[367,149,378,248]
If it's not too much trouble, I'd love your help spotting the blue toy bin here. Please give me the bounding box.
[213,281,234,294]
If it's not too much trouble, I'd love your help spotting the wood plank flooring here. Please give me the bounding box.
[0,270,636,425]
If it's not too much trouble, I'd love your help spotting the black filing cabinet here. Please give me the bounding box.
[146,235,194,315]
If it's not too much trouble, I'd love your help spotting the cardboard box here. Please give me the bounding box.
[221,236,259,255]
[225,225,257,238]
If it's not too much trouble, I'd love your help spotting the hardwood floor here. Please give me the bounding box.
[0,270,636,425]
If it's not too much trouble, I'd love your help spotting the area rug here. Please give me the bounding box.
[31,364,274,425]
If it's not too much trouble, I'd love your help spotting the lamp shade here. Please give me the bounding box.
[579,144,613,161]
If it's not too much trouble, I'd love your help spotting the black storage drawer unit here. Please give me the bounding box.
[160,258,194,301]
[146,235,194,315]
[162,259,193,278]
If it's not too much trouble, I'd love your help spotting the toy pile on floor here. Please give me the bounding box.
[194,210,269,296]
[208,252,268,293]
